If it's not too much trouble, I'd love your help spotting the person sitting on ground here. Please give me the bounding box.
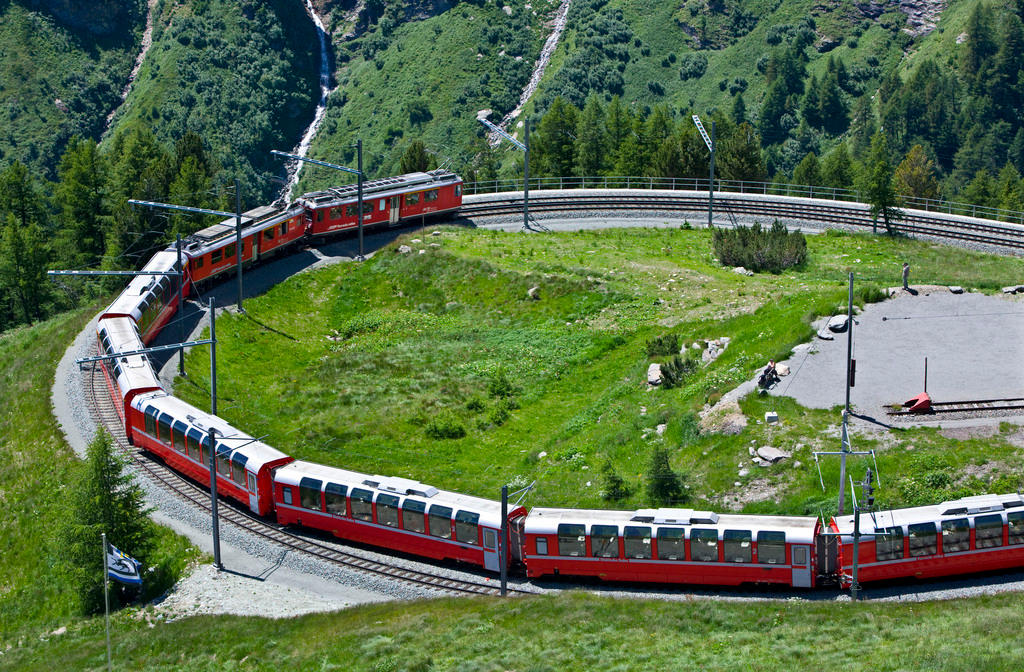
[759,360,780,388]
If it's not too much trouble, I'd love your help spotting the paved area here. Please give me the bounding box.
[770,287,1024,428]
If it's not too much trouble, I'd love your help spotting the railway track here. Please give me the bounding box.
[886,397,1024,416]
[461,193,1024,252]
[85,362,526,597]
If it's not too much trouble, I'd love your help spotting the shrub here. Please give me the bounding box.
[711,220,807,272]
[660,353,698,389]
[645,333,680,357]
[601,461,631,501]
[487,366,516,398]
[646,447,687,505]
[678,53,708,81]
[425,411,466,439]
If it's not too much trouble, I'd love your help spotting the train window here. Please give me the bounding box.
[350,488,374,522]
[656,528,685,560]
[557,524,586,557]
[535,537,548,555]
[344,204,356,217]
[455,510,480,545]
[171,422,187,453]
[377,494,400,528]
[975,514,1004,548]
[428,505,453,539]
[455,185,462,197]
[484,529,498,550]
[875,527,904,561]
[1009,512,1024,545]
[793,546,807,564]
[195,256,205,269]
[157,413,173,443]
[316,210,324,222]
[200,438,211,470]
[941,518,970,553]
[379,199,386,211]
[624,526,652,559]
[330,206,344,220]
[402,499,426,533]
[211,249,222,264]
[230,459,246,486]
[247,472,256,493]
[280,221,288,235]
[282,487,293,505]
[264,226,275,240]
[325,483,347,515]
[691,528,719,562]
[591,525,619,558]
[186,433,201,462]
[144,409,157,437]
[299,477,323,511]
[216,452,231,477]
[908,522,938,557]
[757,531,786,565]
[225,244,236,259]
[724,530,752,563]
[406,192,420,206]
[424,189,438,202]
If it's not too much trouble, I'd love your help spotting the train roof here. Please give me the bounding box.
[132,392,291,472]
[97,316,145,354]
[274,460,517,528]
[104,250,180,316]
[111,354,162,396]
[296,170,461,208]
[833,492,1024,535]
[525,507,821,544]
[181,203,303,256]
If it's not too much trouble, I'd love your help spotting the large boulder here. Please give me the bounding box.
[827,315,849,333]
[647,363,662,386]
[756,446,791,463]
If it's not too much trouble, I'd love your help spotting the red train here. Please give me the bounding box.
[91,167,1024,591]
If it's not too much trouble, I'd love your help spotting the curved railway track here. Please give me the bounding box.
[462,192,1024,252]
[85,362,526,597]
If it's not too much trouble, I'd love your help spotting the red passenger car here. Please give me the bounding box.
[127,392,293,516]
[101,251,184,343]
[523,507,822,587]
[274,460,526,571]
[95,316,163,426]
[299,170,463,238]
[833,493,1024,585]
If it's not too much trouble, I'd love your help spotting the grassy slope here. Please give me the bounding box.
[7,591,1024,670]
[0,305,195,640]
[0,2,143,177]
[176,227,1024,515]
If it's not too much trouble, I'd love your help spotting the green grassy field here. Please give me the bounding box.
[175,226,1024,516]
[7,591,1024,671]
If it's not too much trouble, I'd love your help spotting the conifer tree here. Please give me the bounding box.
[574,94,607,177]
[860,131,902,234]
[0,215,49,324]
[793,152,822,187]
[58,431,153,614]
[821,143,854,190]
[646,447,685,506]
[894,145,940,201]
[400,139,434,174]
[55,136,109,267]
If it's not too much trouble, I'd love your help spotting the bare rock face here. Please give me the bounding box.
[699,399,747,435]
[35,0,132,36]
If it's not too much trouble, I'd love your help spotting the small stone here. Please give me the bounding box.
[647,363,662,385]
[827,314,849,333]
[948,286,964,294]
[431,230,441,236]
[734,481,742,487]
[656,423,667,436]
[757,446,791,463]
[398,245,412,254]
[793,461,802,468]
[527,286,540,300]
[738,468,749,477]
[412,238,422,243]
[418,249,426,255]
[538,451,547,459]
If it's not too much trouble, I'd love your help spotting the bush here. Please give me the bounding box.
[425,411,466,439]
[487,366,516,398]
[645,333,680,357]
[711,220,807,272]
[660,353,698,389]
[678,53,707,81]
[646,447,687,505]
[601,461,631,501]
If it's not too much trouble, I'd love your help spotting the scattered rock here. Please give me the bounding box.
[738,468,750,477]
[733,266,754,277]
[748,446,756,456]
[431,230,442,236]
[793,461,802,468]
[538,451,547,459]
[698,399,747,435]
[418,249,426,255]
[647,363,662,386]
[1002,285,1024,294]
[51,626,66,636]
[398,245,412,254]
[411,238,422,243]
[827,314,850,333]
[656,423,667,436]
[948,286,964,294]
[775,363,790,376]
[752,457,772,467]
[764,411,779,424]
[429,242,441,248]
[527,286,540,300]
[756,446,792,463]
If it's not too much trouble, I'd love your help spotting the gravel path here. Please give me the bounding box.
[50,217,1024,617]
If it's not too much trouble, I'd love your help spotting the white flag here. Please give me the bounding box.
[106,544,142,586]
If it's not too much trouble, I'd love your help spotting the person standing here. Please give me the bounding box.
[902,262,910,290]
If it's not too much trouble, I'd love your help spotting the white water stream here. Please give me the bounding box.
[282,0,336,200]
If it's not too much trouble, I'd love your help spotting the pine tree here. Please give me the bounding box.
[818,70,848,135]
[758,80,790,146]
[894,145,940,201]
[646,447,685,506]
[962,168,997,208]
[536,97,579,177]
[58,431,153,614]
[604,95,633,167]
[996,163,1024,214]
[793,152,822,187]
[0,215,50,324]
[962,3,997,86]
[400,139,434,173]
[600,461,630,501]
[574,93,607,177]
[717,122,767,182]
[860,131,903,235]
[0,161,45,229]
[732,93,747,125]
[55,136,109,267]
[821,143,854,190]
[801,75,822,128]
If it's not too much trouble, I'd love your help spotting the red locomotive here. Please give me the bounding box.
[90,166,1024,589]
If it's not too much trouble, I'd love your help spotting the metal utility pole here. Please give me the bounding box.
[500,485,508,597]
[102,532,112,672]
[234,179,244,312]
[208,425,223,570]
[209,298,217,416]
[176,235,186,375]
[128,198,245,310]
[692,115,715,228]
[270,149,366,258]
[479,117,530,230]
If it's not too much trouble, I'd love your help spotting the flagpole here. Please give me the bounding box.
[102,532,112,672]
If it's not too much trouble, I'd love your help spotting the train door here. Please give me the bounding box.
[791,544,812,587]
[482,527,500,571]
[247,469,259,513]
[388,196,401,226]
